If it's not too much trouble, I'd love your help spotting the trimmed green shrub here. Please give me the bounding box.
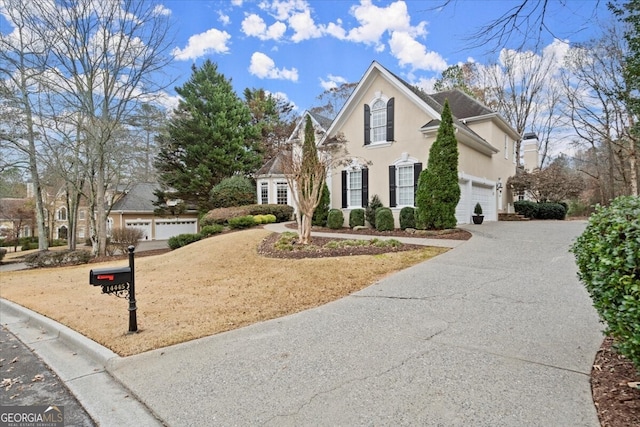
[253,215,265,224]
[514,200,566,220]
[349,209,365,228]
[399,207,415,230]
[474,203,483,216]
[24,249,91,268]
[365,195,383,229]
[199,224,224,237]
[168,233,201,250]
[375,207,394,231]
[312,183,331,226]
[514,200,538,218]
[209,176,256,208]
[247,204,294,222]
[536,202,566,220]
[201,204,293,226]
[227,215,257,229]
[0,248,6,262]
[327,209,344,229]
[572,196,640,370]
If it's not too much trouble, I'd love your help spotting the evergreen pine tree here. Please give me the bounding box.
[415,100,460,229]
[154,60,262,212]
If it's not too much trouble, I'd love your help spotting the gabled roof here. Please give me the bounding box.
[111,183,158,212]
[324,61,520,154]
[255,150,290,176]
[286,110,332,145]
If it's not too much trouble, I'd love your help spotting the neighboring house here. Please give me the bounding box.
[0,198,34,240]
[108,182,199,240]
[323,61,521,225]
[254,110,332,214]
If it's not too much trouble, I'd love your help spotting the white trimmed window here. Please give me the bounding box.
[397,165,415,206]
[371,99,386,143]
[78,209,86,220]
[504,136,509,160]
[348,169,363,207]
[276,182,288,205]
[57,207,67,221]
[260,182,268,204]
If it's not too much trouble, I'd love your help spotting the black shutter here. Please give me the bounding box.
[389,165,397,208]
[386,97,394,142]
[413,162,422,205]
[362,168,369,207]
[341,170,348,208]
[364,105,371,145]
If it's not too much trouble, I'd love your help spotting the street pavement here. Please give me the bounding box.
[1,221,603,426]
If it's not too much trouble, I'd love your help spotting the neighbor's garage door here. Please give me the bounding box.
[471,184,496,221]
[155,219,197,240]
[126,220,151,241]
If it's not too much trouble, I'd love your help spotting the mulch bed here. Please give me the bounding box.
[283,223,473,240]
[592,336,640,426]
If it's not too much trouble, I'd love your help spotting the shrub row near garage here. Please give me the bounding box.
[572,196,640,370]
[24,249,92,268]
[200,204,293,226]
[514,200,566,220]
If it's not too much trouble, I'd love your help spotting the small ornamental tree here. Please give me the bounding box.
[415,100,460,229]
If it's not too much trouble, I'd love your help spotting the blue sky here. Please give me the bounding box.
[160,0,610,112]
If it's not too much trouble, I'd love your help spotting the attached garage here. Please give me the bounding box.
[456,175,498,224]
[155,219,198,240]
[125,220,152,240]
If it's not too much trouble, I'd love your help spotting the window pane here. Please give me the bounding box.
[371,99,386,142]
[261,182,268,204]
[349,170,362,207]
[397,165,414,206]
[276,183,288,204]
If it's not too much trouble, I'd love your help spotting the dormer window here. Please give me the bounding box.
[364,97,394,145]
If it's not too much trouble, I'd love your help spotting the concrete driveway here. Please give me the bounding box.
[108,220,603,426]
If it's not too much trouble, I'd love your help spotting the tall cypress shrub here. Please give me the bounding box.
[415,100,460,229]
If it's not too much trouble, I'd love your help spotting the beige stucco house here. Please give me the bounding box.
[323,61,520,225]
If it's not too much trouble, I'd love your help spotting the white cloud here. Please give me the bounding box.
[241,13,286,40]
[389,31,447,72]
[261,0,309,21]
[344,0,426,50]
[319,74,347,91]
[289,9,324,42]
[218,11,230,26]
[152,5,171,16]
[172,28,231,61]
[248,52,298,81]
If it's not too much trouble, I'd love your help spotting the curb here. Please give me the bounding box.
[0,298,164,427]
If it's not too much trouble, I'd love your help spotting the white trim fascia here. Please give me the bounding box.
[462,113,521,140]
[458,171,497,188]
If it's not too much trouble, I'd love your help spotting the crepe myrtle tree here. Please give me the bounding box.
[282,114,347,244]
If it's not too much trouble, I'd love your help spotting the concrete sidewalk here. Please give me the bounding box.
[103,220,602,426]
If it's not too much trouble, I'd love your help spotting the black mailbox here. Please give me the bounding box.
[89,266,131,286]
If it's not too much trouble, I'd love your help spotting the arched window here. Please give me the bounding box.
[371,99,387,142]
[364,97,394,145]
[57,207,67,221]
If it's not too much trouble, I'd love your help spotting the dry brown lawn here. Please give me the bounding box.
[0,229,446,356]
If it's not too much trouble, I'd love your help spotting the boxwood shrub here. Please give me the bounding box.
[349,209,365,228]
[327,209,344,229]
[514,200,566,220]
[201,204,294,226]
[227,215,257,229]
[168,233,201,250]
[199,224,224,237]
[514,200,538,218]
[24,250,91,268]
[399,207,415,230]
[572,196,640,370]
[375,207,394,231]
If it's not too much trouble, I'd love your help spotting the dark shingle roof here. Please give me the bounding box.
[255,150,291,176]
[308,111,333,130]
[430,90,494,119]
[111,183,158,212]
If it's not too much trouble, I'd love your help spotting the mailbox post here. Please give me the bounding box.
[89,245,138,333]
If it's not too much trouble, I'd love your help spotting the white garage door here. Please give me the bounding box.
[456,181,470,224]
[471,184,496,221]
[155,219,197,240]
[126,221,151,241]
